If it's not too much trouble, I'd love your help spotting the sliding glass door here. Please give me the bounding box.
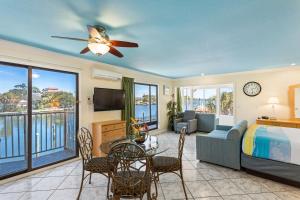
[0,64,28,177]
[0,62,78,179]
[31,68,77,168]
[134,83,158,130]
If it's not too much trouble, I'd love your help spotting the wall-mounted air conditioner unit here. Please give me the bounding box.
[92,68,122,81]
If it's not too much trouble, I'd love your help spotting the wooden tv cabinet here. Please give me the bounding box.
[92,120,126,157]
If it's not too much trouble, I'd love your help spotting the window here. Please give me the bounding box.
[220,87,234,116]
[0,62,78,179]
[181,84,234,125]
[134,83,158,130]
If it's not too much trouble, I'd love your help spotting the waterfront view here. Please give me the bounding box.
[181,86,234,125]
[135,104,157,121]
[0,64,77,177]
[134,83,158,129]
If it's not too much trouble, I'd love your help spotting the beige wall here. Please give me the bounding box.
[0,39,173,132]
[173,67,300,125]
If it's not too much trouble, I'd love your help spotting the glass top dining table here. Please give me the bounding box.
[100,135,168,157]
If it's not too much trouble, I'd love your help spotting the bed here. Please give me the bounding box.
[241,124,300,184]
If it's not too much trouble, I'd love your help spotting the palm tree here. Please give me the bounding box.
[220,92,233,115]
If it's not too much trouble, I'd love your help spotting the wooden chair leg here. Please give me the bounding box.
[77,170,85,200]
[179,169,188,200]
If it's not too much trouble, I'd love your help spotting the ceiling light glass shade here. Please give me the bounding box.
[268,97,280,104]
[88,43,110,55]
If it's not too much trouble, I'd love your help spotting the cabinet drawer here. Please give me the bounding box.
[114,123,126,130]
[257,121,274,126]
[271,122,281,126]
[102,129,126,143]
[279,123,297,128]
[103,123,126,132]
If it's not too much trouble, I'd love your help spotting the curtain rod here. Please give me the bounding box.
[0,54,82,71]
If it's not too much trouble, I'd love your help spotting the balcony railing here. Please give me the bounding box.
[0,110,75,162]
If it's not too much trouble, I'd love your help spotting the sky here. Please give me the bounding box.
[0,64,76,94]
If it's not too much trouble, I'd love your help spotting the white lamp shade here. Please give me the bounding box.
[268,97,280,104]
[88,43,110,55]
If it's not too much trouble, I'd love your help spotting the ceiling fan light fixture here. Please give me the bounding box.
[88,43,110,55]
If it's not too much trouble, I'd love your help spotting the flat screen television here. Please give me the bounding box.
[93,88,125,111]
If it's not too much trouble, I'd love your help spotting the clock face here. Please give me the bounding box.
[243,81,261,97]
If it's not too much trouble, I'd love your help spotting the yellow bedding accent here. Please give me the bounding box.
[243,124,258,155]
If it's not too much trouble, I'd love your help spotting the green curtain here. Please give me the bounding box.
[121,77,135,135]
[176,87,182,113]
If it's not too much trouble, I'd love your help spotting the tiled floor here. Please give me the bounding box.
[1,132,300,200]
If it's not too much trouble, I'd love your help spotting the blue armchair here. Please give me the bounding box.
[174,110,197,134]
[196,120,248,170]
[195,113,218,133]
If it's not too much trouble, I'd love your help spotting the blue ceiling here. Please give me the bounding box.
[0,0,300,78]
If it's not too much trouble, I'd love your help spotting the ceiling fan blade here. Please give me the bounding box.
[80,47,90,54]
[110,40,139,47]
[51,36,88,42]
[87,25,101,39]
[108,47,124,58]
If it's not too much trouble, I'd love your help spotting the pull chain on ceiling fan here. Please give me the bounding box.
[51,25,138,58]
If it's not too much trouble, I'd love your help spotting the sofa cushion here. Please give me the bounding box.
[207,130,228,139]
[183,110,196,122]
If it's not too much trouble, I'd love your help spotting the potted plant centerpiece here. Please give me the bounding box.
[130,118,149,144]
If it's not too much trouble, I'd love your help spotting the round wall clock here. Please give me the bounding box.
[243,81,261,97]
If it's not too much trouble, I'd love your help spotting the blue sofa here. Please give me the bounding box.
[196,120,248,170]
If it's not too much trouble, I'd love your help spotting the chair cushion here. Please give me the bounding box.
[152,156,181,172]
[85,157,109,173]
[111,171,151,196]
[176,122,188,130]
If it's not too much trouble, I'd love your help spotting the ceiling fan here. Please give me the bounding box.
[51,25,138,58]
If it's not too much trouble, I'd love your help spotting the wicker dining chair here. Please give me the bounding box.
[77,127,110,200]
[107,142,152,200]
[151,127,188,199]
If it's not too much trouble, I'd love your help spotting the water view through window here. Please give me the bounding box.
[0,63,78,178]
[0,65,28,177]
[31,69,77,168]
[134,83,158,130]
[181,85,234,125]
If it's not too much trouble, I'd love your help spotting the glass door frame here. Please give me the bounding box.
[134,82,158,130]
[0,61,79,180]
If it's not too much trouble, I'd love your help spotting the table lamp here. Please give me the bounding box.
[268,97,280,120]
